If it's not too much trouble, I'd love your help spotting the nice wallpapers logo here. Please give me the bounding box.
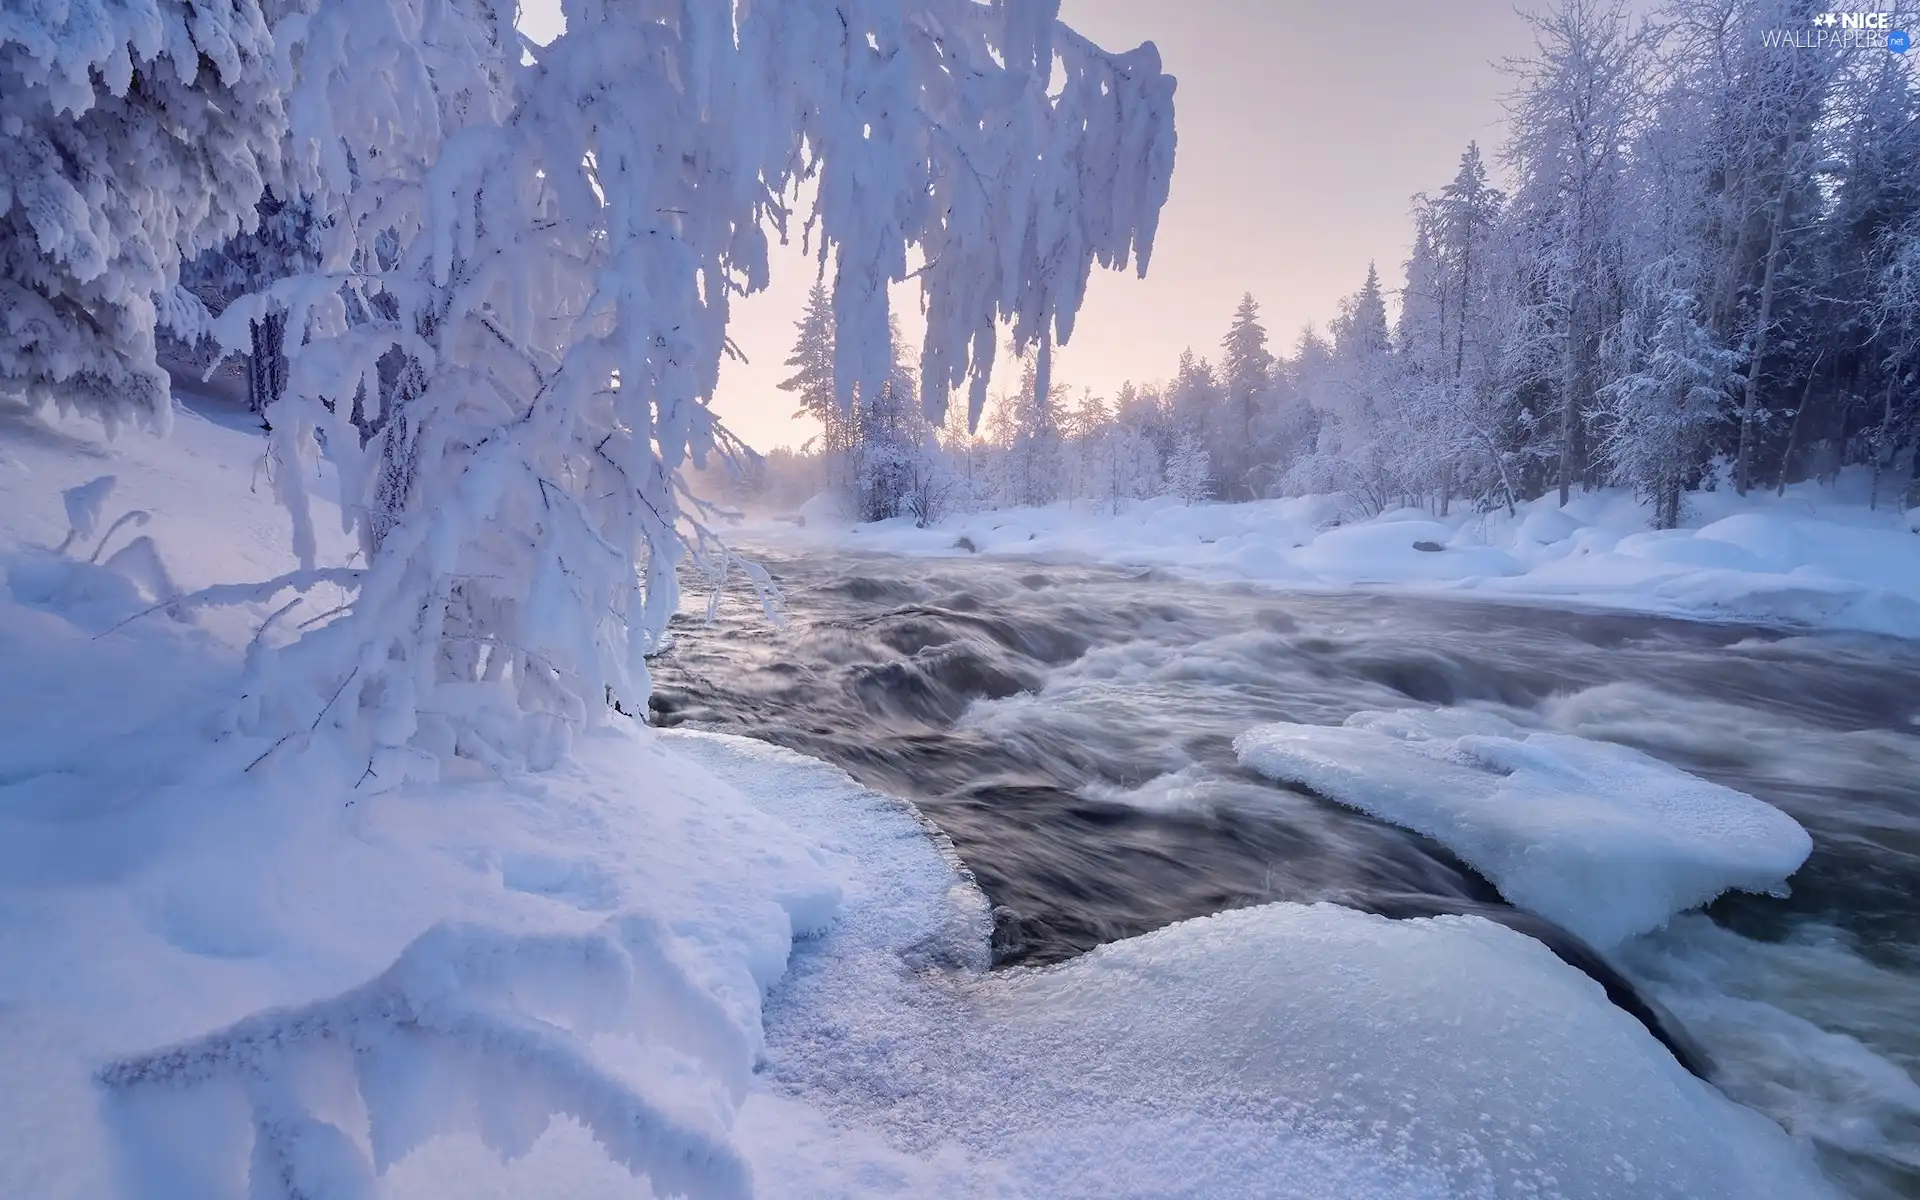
[1764,8,1911,51]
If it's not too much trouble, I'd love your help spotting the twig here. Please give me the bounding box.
[311,666,361,733]
[94,567,362,640]
[245,733,296,774]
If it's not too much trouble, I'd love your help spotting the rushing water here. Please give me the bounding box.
[651,547,1920,1198]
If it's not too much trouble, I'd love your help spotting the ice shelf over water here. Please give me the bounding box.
[1234,708,1814,949]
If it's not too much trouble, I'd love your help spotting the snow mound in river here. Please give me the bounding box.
[985,902,1833,1200]
[1235,708,1812,949]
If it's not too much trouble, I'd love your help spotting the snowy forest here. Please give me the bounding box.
[752,0,1920,530]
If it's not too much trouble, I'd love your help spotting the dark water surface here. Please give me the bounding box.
[651,548,1920,1197]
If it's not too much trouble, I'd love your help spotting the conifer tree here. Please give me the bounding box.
[780,281,852,500]
[1219,293,1275,499]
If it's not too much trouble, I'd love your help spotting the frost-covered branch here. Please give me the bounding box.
[191,0,1175,774]
[102,918,757,1199]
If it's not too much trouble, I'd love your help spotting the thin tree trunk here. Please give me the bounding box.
[1736,171,1791,496]
[1446,214,1471,521]
[1558,303,1581,507]
[246,312,288,427]
[1777,354,1822,498]
[1869,375,1897,509]
[267,312,286,409]
[248,318,268,418]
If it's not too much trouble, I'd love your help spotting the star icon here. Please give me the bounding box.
[1813,11,1837,25]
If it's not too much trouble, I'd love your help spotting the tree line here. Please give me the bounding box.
[758,0,1920,529]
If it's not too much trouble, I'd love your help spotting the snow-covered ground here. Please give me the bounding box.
[757,482,1920,639]
[0,394,1854,1197]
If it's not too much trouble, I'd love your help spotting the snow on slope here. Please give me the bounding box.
[1235,709,1812,949]
[0,394,1838,1197]
[753,480,1920,638]
[0,395,839,1197]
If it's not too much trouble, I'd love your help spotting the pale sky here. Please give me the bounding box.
[518,1,1543,451]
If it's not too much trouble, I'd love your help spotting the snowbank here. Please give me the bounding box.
[0,396,840,1197]
[0,662,842,1196]
[1234,709,1813,949]
[746,478,1920,638]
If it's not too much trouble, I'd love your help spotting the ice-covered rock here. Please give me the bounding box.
[1234,709,1812,949]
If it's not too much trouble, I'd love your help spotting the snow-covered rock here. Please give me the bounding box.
[1293,517,1524,582]
[1234,709,1813,949]
[1514,504,1584,546]
[985,902,1835,1200]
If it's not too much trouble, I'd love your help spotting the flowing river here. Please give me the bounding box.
[650,547,1920,1198]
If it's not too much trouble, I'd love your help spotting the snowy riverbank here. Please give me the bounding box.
[0,396,1849,1196]
[751,482,1920,640]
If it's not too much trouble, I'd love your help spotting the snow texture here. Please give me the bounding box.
[1234,708,1813,949]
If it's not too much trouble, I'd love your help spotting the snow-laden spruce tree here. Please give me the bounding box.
[1599,264,1739,529]
[1162,432,1212,505]
[0,0,291,434]
[214,0,1175,778]
[994,354,1066,508]
[780,280,856,501]
[854,325,923,522]
[1163,348,1227,491]
[1292,264,1404,514]
[1108,423,1163,512]
[1218,293,1274,499]
[1503,0,1652,504]
[1871,218,1920,509]
[1060,387,1113,505]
